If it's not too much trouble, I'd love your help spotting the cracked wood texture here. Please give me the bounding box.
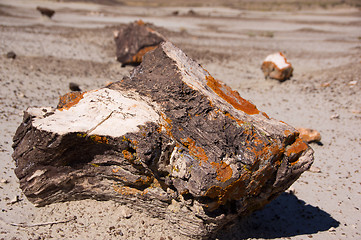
[12,41,313,239]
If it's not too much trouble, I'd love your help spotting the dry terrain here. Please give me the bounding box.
[0,0,360,239]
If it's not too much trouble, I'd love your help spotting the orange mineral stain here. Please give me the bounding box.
[181,137,208,164]
[122,150,134,161]
[205,74,260,115]
[136,19,145,25]
[57,92,85,111]
[205,173,249,208]
[113,185,142,196]
[159,113,174,138]
[89,135,108,144]
[285,138,308,157]
[131,45,158,63]
[211,161,233,182]
[284,129,292,136]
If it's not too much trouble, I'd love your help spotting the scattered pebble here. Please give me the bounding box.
[69,82,81,92]
[6,51,16,59]
[0,179,9,184]
[105,81,113,87]
[119,208,132,219]
[321,82,330,87]
[308,166,322,173]
[287,186,296,194]
[330,114,340,120]
[348,80,357,86]
[9,195,20,204]
[36,6,55,18]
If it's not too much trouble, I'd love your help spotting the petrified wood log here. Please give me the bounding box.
[114,20,166,66]
[12,42,313,238]
[261,52,293,81]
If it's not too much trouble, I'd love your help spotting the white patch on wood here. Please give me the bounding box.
[162,41,232,116]
[30,88,159,137]
[27,169,46,181]
[264,52,291,70]
[162,42,209,93]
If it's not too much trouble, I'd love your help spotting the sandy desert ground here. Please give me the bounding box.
[0,0,360,239]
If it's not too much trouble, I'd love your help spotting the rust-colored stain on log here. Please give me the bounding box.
[211,162,233,182]
[135,176,153,186]
[262,112,270,119]
[159,113,174,138]
[285,138,308,157]
[89,135,108,144]
[182,137,208,164]
[284,129,292,136]
[136,19,145,26]
[113,185,142,196]
[205,75,260,115]
[205,173,249,210]
[182,137,232,182]
[224,112,244,126]
[57,92,85,111]
[131,45,158,63]
[122,136,139,147]
[122,150,134,161]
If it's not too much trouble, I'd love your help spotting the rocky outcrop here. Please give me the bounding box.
[12,42,313,238]
[114,20,166,66]
[261,52,293,81]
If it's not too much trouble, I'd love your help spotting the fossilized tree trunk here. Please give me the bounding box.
[12,42,313,238]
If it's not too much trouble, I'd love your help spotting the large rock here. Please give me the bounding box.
[12,42,313,238]
[114,20,166,66]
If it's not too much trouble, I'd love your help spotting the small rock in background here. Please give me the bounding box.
[119,208,132,219]
[69,82,82,92]
[330,113,340,120]
[6,51,16,59]
[261,52,293,81]
[287,186,296,194]
[308,166,322,173]
[114,20,166,66]
[187,9,197,16]
[36,6,55,18]
[0,179,9,184]
[348,80,357,86]
[297,127,321,143]
[9,195,20,204]
[321,82,330,87]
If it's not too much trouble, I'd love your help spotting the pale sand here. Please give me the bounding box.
[0,0,360,239]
